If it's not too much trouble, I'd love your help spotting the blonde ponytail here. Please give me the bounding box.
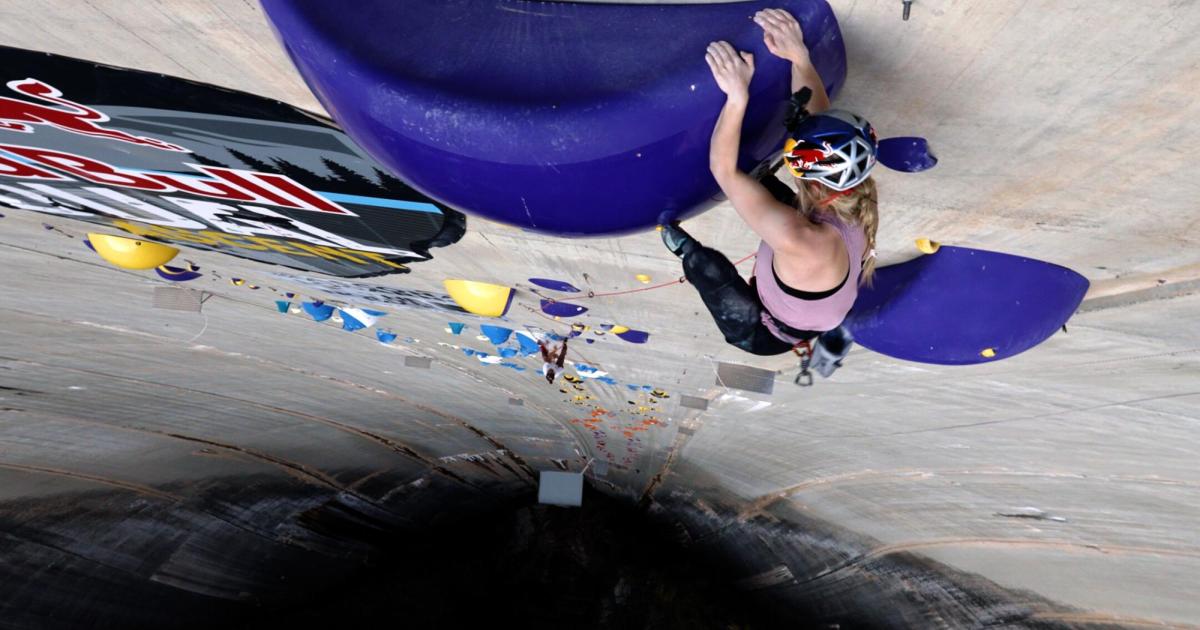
[797,177,879,286]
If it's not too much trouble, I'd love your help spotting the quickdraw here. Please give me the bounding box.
[784,87,814,133]
[792,339,813,387]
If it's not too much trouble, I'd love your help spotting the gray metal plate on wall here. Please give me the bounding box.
[404,356,432,369]
[715,362,775,395]
[152,287,205,312]
[537,471,583,507]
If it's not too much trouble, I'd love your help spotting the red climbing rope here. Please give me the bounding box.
[581,251,756,299]
[586,277,684,299]
[732,251,757,266]
[523,252,757,372]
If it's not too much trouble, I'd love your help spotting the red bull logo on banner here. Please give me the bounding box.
[0,45,465,278]
[0,79,188,152]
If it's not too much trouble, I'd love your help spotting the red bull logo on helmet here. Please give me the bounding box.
[0,79,188,152]
[783,138,834,177]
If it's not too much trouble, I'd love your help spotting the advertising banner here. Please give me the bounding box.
[0,46,465,277]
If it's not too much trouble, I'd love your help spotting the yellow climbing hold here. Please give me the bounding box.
[980,347,997,358]
[635,274,651,284]
[443,279,515,318]
[915,238,941,254]
[610,325,630,335]
[87,233,178,270]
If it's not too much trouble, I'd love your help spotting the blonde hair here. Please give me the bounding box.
[796,177,879,286]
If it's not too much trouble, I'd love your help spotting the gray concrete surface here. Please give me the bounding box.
[1,0,1198,628]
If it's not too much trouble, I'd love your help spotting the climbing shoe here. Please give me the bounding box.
[660,222,698,258]
[811,326,853,378]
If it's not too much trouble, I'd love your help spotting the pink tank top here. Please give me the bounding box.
[754,211,867,337]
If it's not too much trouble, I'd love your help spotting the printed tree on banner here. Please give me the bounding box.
[321,158,376,191]
[227,149,276,174]
[271,157,327,187]
[189,151,232,169]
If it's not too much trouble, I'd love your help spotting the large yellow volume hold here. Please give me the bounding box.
[87,233,179,270]
[443,279,515,317]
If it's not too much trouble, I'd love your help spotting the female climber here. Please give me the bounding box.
[661,8,877,362]
[539,337,568,385]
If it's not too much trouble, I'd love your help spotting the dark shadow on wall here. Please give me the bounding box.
[253,484,794,629]
[1,464,1089,629]
[644,463,1090,630]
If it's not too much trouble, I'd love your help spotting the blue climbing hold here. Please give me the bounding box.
[480,324,514,345]
[302,301,335,322]
[877,137,938,173]
[514,332,541,356]
[845,246,1089,365]
[540,299,588,318]
[155,265,202,282]
[529,278,581,293]
[615,329,651,344]
[261,0,846,235]
[376,330,398,344]
[339,307,383,332]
